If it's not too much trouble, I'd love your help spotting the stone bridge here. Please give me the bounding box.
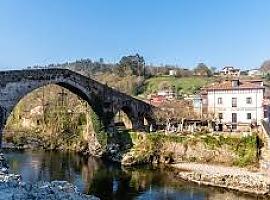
[0,68,156,145]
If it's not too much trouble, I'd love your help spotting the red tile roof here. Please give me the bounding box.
[203,80,264,91]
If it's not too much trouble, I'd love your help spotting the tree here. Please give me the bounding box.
[210,66,217,74]
[194,63,212,77]
[265,73,270,81]
[118,54,145,76]
[261,60,270,72]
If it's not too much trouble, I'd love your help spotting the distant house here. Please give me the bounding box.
[248,69,263,76]
[157,89,176,100]
[220,66,240,77]
[201,79,266,131]
[149,95,166,106]
[169,69,177,76]
[184,95,202,116]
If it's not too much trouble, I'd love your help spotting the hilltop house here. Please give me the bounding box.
[156,89,177,100]
[169,69,177,76]
[201,79,266,131]
[220,66,240,77]
[248,69,263,76]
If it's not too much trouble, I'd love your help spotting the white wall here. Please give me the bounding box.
[207,89,264,125]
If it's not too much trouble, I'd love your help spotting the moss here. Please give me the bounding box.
[232,136,258,167]
[202,135,222,149]
[90,110,107,149]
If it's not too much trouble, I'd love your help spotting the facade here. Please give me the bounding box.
[184,95,202,116]
[202,80,265,131]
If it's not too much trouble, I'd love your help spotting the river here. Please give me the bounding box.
[3,150,265,200]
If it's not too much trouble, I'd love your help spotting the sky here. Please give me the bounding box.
[0,0,270,70]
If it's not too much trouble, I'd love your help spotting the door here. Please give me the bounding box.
[232,113,237,130]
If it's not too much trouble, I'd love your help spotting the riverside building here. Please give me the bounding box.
[202,79,266,131]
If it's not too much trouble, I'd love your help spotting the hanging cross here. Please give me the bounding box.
[58,88,68,107]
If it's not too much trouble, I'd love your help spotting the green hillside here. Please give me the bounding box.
[141,76,214,96]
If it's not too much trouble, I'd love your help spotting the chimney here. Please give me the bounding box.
[231,80,239,87]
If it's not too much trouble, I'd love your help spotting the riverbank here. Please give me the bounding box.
[171,162,270,195]
[4,149,270,199]
[3,131,268,197]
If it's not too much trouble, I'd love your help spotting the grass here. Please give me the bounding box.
[142,76,214,95]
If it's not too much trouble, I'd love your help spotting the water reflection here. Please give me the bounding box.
[3,150,265,200]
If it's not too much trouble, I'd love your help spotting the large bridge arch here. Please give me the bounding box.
[0,68,157,146]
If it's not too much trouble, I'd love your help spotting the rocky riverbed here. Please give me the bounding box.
[0,153,99,200]
[171,163,270,195]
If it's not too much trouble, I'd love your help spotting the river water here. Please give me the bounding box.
[3,150,264,200]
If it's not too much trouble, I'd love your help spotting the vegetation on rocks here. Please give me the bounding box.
[120,132,259,167]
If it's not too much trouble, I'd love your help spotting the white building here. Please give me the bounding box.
[157,89,176,100]
[169,69,177,76]
[220,66,240,77]
[202,79,265,131]
[248,69,263,76]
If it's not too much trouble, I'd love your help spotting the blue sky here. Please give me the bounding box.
[0,0,270,70]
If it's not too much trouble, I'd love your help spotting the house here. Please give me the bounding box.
[220,66,240,77]
[150,95,166,106]
[248,69,263,76]
[184,95,202,116]
[202,79,265,131]
[169,69,177,76]
[157,89,177,100]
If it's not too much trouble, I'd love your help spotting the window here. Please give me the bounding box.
[247,113,252,120]
[232,124,237,130]
[232,113,237,123]
[218,113,223,119]
[217,97,222,104]
[232,98,237,107]
[246,97,252,104]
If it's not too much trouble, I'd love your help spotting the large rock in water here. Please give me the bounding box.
[0,153,9,175]
[0,181,99,200]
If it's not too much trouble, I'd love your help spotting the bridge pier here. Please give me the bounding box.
[131,116,146,131]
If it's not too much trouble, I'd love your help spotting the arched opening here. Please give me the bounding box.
[143,112,156,132]
[3,83,105,152]
[114,110,133,131]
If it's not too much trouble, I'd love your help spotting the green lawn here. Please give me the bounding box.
[142,76,214,95]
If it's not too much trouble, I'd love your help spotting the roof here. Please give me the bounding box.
[223,66,234,69]
[203,80,264,91]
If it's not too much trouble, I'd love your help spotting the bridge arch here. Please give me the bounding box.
[0,68,156,147]
[110,104,156,132]
[2,83,107,149]
[112,105,138,131]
